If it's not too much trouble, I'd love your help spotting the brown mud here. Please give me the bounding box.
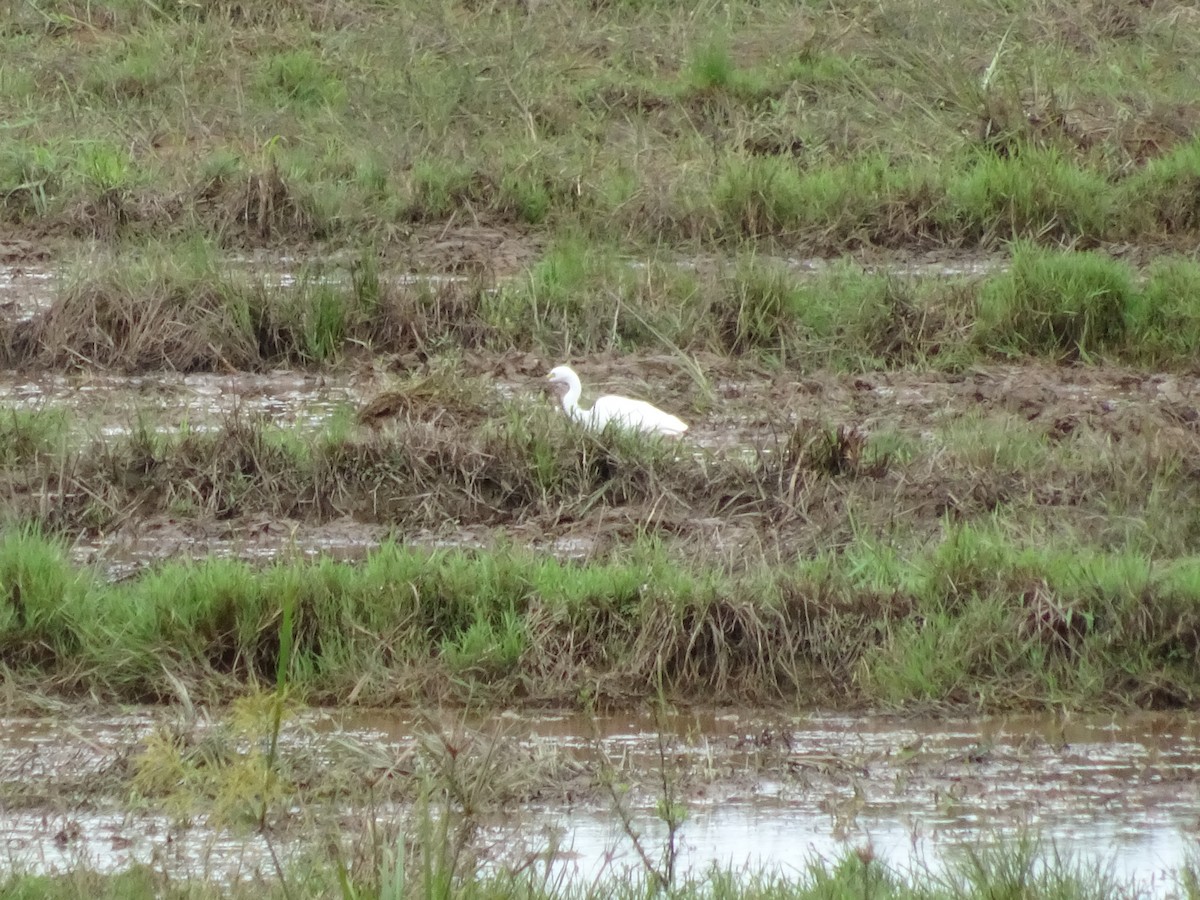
[2,247,1199,576]
[4,353,1199,576]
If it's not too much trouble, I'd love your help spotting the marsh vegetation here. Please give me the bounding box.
[4,0,1200,894]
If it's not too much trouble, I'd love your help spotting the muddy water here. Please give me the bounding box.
[1,709,1197,892]
[4,355,1195,580]
[0,370,366,436]
[0,262,54,324]
[67,517,599,582]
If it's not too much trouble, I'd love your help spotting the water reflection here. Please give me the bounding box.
[1,708,1196,894]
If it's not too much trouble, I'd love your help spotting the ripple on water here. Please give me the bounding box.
[2,709,1196,892]
[0,371,363,435]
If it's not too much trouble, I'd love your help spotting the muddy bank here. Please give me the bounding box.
[3,356,1198,579]
[2,707,1197,893]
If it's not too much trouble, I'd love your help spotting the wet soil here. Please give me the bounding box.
[1,707,1197,892]
[5,346,1200,578]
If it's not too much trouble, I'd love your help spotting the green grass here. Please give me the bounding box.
[1,0,1199,252]
[976,242,1136,357]
[11,238,1200,371]
[0,841,1170,900]
[9,237,1200,370]
[0,408,67,467]
[1125,255,1200,364]
[1121,137,1200,236]
[3,523,1200,710]
[944,149,1113,244]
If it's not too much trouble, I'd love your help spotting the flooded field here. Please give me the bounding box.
[2,339,1196,587]
[4,346,1194,581]
[1,708,1197,894]
[5,249,1200,896]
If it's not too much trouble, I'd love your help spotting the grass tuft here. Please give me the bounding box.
[1125,256,1200,364]
[2,525,1199,710]
[946,149,1112,244]
[976,242,1134,356]
[258,49,346,109]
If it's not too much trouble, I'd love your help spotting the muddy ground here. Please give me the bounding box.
[3,350,1195,578]
[4,246,1200,891]
[1,240,1198,582]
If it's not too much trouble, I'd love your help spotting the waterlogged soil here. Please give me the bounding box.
[4,353,1200,578]
[1,707,1197,893]
[0,370,363,436]
[3,250,1200,575]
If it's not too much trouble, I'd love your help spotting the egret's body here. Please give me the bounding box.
[546,365,688,437]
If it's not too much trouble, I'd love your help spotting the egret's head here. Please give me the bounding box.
[546,365,573,386]
[545,365,578,400]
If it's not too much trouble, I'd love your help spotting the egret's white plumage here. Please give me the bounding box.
[546,365,688,437]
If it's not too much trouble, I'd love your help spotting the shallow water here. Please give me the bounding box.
[0,370,364,436]
[1,708,1197,893]
[67,519,597,582]
[0,262,54,323]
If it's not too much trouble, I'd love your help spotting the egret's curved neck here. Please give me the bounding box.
[559,375,585,419]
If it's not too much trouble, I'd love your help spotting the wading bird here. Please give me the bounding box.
[546,365,688,437]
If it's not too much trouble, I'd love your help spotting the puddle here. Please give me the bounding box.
[628,252,1008,280]
[0,263,55,324]
[0,370,365,436]
[1,709,1197,893]
[66,518,600,582]
[67,517,390,582]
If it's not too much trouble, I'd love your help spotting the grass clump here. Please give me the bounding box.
[405,157,475,222]
[709,153,936,246]
[4,526,1200,710]
[485,236,625,352]
[1121,136,1200,235]
[859,521,1200,709]
[257,49,345,110]
[1125,256,1200,365]
[131,691,298,825]
[0,143,57,221]
[15,241,258,371]
[715,255,804,354]
[713,258,929,368]
[976,242,1134,356]
[945,149,1113,244]
[0,408,67,467]
[683,39,774,102]
[0,527,81,667]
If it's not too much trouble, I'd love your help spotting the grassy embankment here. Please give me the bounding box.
[1,0,1199,254]
[3,523,1199,708]
[5,237,1200,369]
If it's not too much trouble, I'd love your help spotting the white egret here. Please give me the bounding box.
[546,365,688,437]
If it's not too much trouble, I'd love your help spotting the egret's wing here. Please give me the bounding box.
[593,395,688,435]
